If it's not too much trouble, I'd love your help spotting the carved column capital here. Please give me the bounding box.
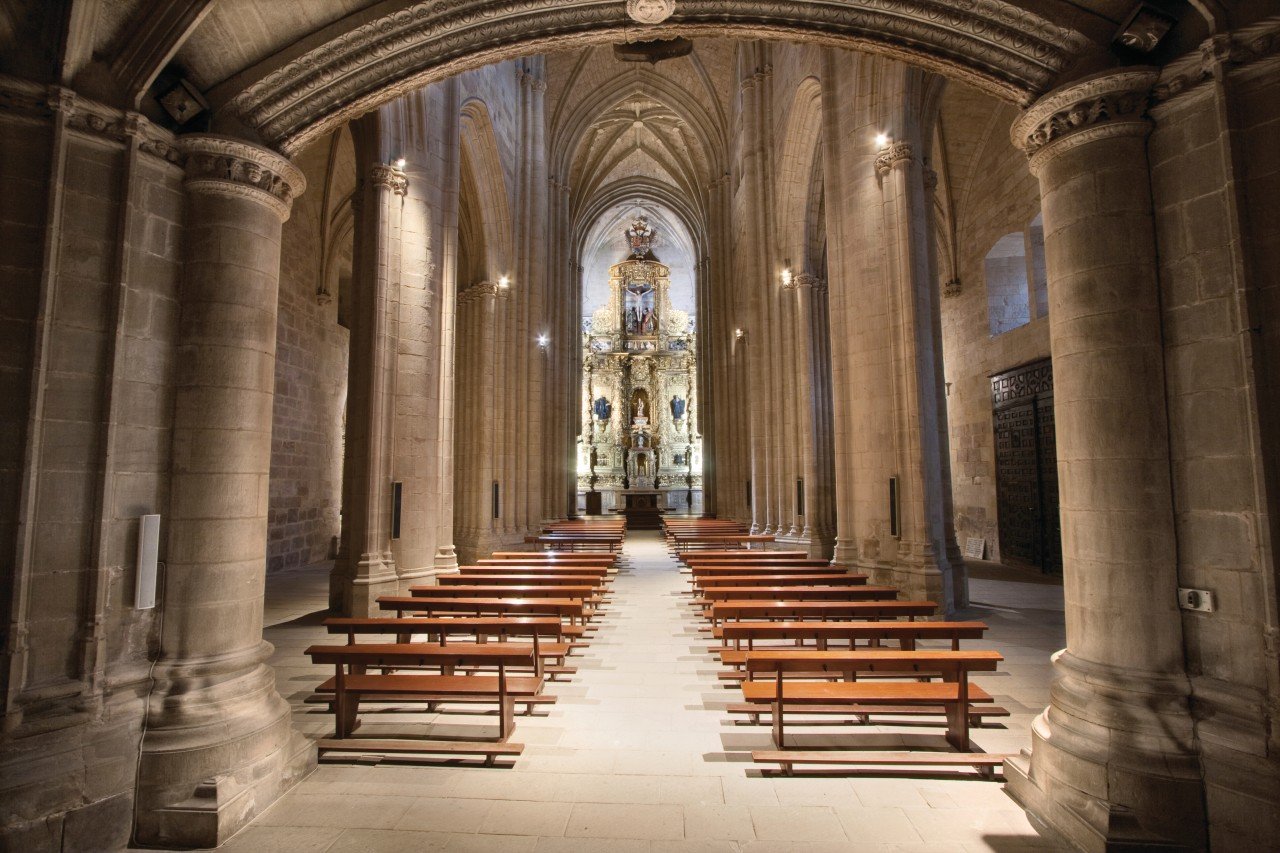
[1010,69,1158,174]
[369,163,408,196]
[922,166,938,191]
[180,134,306,221]
[460,280,501,304]
[943,277,962,298]
[793,273,824,292]
[874,141,914,177]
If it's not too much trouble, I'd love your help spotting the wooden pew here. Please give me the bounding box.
[708,600,936,626]
[741,649,1003,755]
[699,586,899,603]
[527,534,623,552]
[322,616,573,677]
[671,534,774,552]
[460,565,613,580]
[305,643,542,741]
[693,574,866,594]
[681,550,809,562]
[378,596,587,625]
[439,574,607,589]
[484,552,617,565]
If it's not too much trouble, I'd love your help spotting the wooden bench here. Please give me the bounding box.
[671,534,775,552]
[716,620,990,652]
[680,550,809,562]
[305,643,543,741]
[528,535,622,552]
[322,616,575,677]
[693,574,866,594]
[441,573,608,590]
[378,596,587,625]
[708,600,936,626]
[484,552,617,565]
[699,586,898,604]
[742,649,1003,751]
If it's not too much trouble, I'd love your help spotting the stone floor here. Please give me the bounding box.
[210,533,1067,852]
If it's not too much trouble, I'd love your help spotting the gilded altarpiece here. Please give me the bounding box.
[579,219,701,512]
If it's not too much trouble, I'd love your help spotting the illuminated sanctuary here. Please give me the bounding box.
[579,218,701,514]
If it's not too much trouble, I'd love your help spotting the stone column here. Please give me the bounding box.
[337,162,405,615]
[135,135,312,847]
[874,139,956,609]
[1004,70,1205,850]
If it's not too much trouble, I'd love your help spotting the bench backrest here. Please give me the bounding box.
[306,642,537,668]
[743,649,1003,675]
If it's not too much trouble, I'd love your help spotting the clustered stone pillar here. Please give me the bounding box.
[335,161,406,616]
[874,137,957,609]
[135,135,313,847]
[1004,70,1205,850]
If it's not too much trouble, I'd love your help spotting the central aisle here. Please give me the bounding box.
[227,529,1058,851]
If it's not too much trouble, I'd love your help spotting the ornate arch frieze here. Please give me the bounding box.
[226,1,1091,156]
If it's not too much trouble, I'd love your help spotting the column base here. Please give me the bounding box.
[1005,653,1205,852]
[134,656,316,848]
[347,566,399,617]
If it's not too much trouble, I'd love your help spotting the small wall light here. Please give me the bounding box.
[780,259,793,287]
[874,133,889,148]
[393,157,407,169]
[537,334,550,349]
[498,275,510,289]
[734,328,745,340]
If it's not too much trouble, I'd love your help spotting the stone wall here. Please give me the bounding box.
[1149,59,1280,850]
[936,86,1049,563]
[0,87,184,851]
[267,134,351,572]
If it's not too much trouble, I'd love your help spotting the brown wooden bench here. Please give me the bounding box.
[378,596,587,625]
[693,573,866,594]
[708,600,935,626]
[321,616,574,677]
[699,586,898,605]
[671,534,775,552]
[742,649,1003,752]
[305,643,543,741]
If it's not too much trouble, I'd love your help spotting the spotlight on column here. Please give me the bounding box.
[393,157,406,169]
[498,275,510,289]
[874,132,889,148]
[780,261,793,287]
[537,334,550,349]
[734,328,745,340]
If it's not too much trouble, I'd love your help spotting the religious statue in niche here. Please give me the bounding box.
[670,395,686,421]
[634,399,646,420]
[624,280,657,336]
[593,396,612,421]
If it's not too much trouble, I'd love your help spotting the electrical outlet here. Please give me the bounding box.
[1177,587,1215,613]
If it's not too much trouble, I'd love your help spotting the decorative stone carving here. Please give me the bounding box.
[943,277,962,298]
[1010,70,1158,168]
[793,273,823,291]
[1152,21,1280,104]
[227,1,1091,155]
[370,163,409,196]
[180,135,306,221]
[626,0,676,25]
[874,141,914,176]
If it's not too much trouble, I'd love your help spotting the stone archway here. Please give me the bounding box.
[218,1,1097,156]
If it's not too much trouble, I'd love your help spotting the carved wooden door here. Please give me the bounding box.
[991,360,1061,573]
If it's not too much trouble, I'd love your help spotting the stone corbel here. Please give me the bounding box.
[943,277,962,298]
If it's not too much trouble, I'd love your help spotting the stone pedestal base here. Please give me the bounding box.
[134,672,315,848]
[1005,653,1205,852]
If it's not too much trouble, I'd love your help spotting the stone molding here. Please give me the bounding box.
[1010,69,1159,171]
[225,1,1088,155]
[874,141,914,176]
[1153,20,1280,104]
[180,134,306,221]
[942,277,962,298]
[370,163,408,196]
[0,77,185,167]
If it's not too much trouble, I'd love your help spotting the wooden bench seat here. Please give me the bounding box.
[709,600,936,625]
[306,643,542,741]
[378,596,587,624]
[698,586,899,604]
[750,750,1011,778]
[742,649,1002,750]
[714,620,990,654]
[695,573,864,590]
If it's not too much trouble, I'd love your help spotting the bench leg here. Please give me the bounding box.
[499,695,516,741]
[771,701,785,748]
[338,694,360,739]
